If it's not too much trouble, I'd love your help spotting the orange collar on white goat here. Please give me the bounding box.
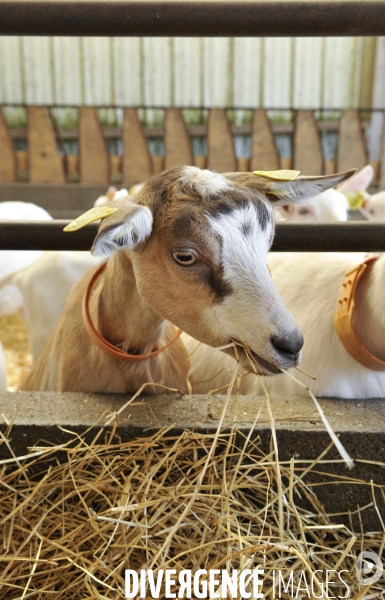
[334,255,385,371]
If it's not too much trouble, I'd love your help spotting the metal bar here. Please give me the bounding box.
[0,220,98,251]
[1,221,385,252]
[6,120,347,141]
[272,223,385,252]
[2,103,384,111]
[0,1,384,37]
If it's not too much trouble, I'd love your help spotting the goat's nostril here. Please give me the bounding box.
[271,333,304,357]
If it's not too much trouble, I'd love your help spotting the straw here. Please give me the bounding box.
[0,409,382,598]
[0,313,32,391]
[1,317,382,597]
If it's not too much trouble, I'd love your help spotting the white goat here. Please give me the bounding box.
[336,164,385,220]
[0,190,125,363]
[186,251,385,399]
[280,165,377,222]
[280,188,350,222]
[362,191,385,220]
[94,186,140,207]
[0,201,52,311]
[0,201,52,391]
[94,186,119,207]
[0,251,101,360]
[19,166,353,393]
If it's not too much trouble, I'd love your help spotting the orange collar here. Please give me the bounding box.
[334,255,385,371]
[82,262,183,362]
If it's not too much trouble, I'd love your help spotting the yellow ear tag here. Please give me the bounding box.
[346,191,365,211]
[253,170,301,181]
[63,207,118,232]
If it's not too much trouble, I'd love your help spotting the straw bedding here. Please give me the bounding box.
[0,313,32,391]
[0,417,384,598]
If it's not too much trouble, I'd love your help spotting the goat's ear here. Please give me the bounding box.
[337,164,373,193]
[91,197,153,257]
[224,169,356,206]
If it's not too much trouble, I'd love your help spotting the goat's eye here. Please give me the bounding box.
[298,207,310,215]
[172,249,199,266]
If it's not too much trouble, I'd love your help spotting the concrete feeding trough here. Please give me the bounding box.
[1,391,384,532]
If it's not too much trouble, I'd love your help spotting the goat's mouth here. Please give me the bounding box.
[223,341,282,376]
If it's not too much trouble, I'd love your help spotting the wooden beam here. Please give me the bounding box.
[207,109,237,172]
[27,106,65,183]
[0,109,17,182]
[379,118,385,188]
[194,156,207,169]
[152,156,164,174]
[237,157,250,172]
[293,110,323,175]
[164,108,193,169]
[123,108,152,186]
[251,109,280,171]
[337,110,367,173]
[79,107,110,184]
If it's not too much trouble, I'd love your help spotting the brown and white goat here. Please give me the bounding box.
[20,166,354,394]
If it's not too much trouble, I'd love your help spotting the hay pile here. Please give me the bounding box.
[0,330,383,597]
[0,313,32,390]
[0,419,383,599]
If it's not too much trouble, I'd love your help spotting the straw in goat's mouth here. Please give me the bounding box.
[229,339,281,374]
[238,340,355,471]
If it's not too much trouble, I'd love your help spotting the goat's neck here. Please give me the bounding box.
[96,251,165,353]
[353,255,385,361]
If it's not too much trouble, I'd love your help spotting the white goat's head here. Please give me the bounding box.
[363,191,385,220]
[280,188,349,222]
[91,166,354,374]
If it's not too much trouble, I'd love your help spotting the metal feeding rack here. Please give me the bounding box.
[1,0,385,249]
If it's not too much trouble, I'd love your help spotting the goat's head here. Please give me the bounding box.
[280,188,349,222]
[91,166,354,374]
[363,191,385,220]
